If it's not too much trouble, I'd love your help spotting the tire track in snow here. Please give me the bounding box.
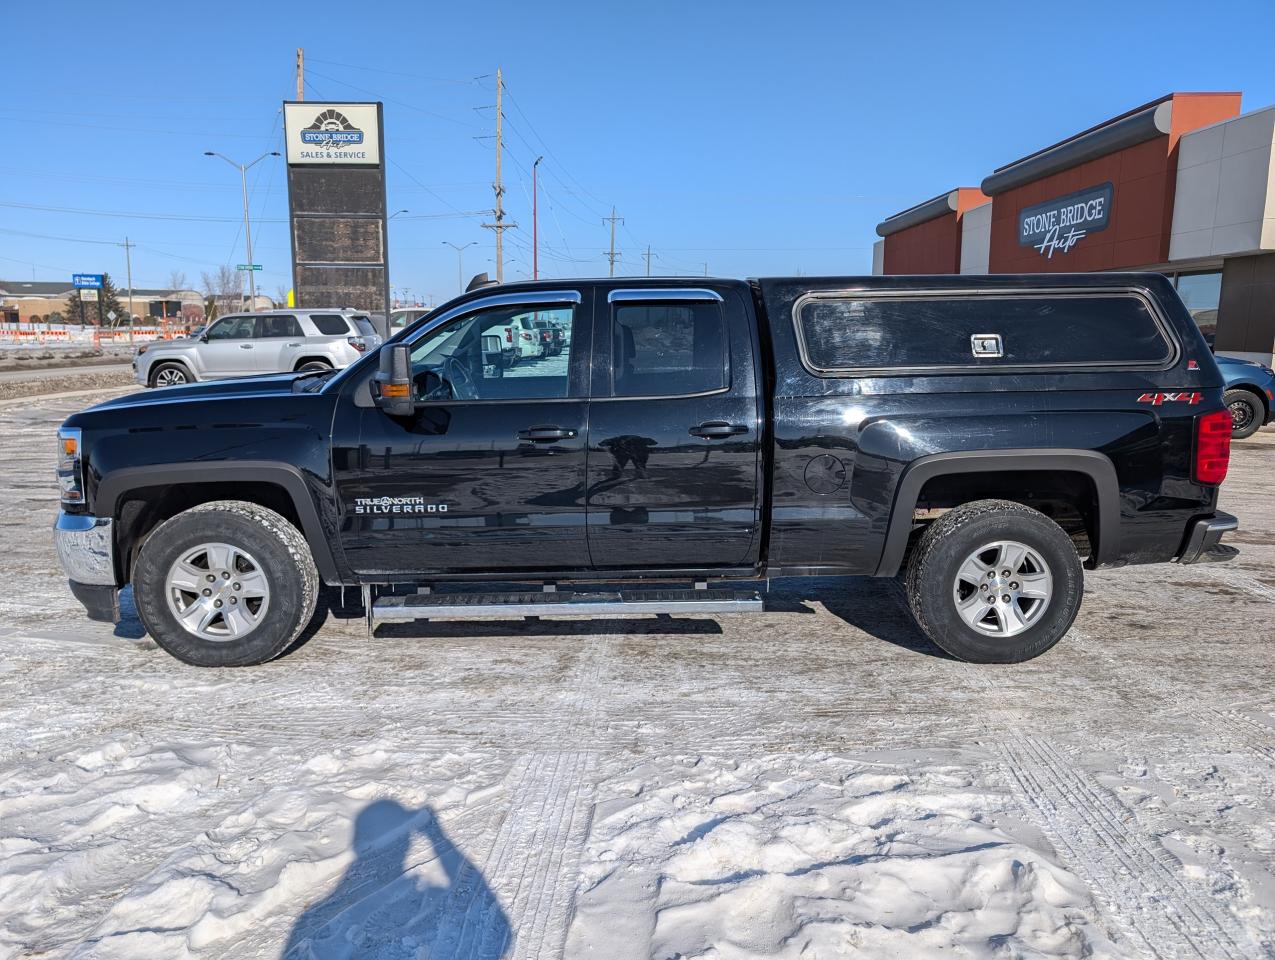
[998,735,1260,960]
[1191,706,1275,765]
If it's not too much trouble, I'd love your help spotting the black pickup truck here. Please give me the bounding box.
[55,274,1238,667]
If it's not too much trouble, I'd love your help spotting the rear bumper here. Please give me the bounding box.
[1176,511,1239,564]
[55,512,120,623]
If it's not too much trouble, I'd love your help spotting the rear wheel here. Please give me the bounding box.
[904,499,1084,663]
[150,362,190,388]
[297,359,333,373]
[133,501,319,667]
[1224,388,1263,439]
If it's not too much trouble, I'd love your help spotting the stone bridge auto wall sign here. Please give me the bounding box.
[283,101,390,337]
[1019,182,1113,259]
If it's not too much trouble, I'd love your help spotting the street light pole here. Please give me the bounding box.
[532,156,543,280]
[442,241,475,296]
[204,150,280,310]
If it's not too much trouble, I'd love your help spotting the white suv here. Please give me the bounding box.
[135,310,382,387]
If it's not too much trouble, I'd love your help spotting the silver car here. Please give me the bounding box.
[135,310,382,387]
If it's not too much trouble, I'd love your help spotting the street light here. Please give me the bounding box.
[389,209,409,219]
[204,150,280,310]
[532,156,543,280]
[442,241,476,295]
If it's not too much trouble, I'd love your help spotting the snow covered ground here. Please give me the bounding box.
[2,389,1274,959]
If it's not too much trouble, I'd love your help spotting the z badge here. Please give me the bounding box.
[1138,391,1202,406]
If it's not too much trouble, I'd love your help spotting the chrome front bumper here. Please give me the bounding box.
[54,511,116,585]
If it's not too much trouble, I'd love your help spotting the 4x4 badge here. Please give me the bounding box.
[1138,391,1202,406]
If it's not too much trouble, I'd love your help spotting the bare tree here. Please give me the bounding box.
[275,285,290,308]
[167,269,188,293]
[201,266,243,321]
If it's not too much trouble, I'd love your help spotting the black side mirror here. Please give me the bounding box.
[372,343,414,416]
[199,332,209,343]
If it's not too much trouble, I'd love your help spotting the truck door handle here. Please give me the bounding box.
[517,425,577,442]
[690,421,748,439]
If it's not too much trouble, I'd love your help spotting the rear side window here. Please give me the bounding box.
[795,292,1174,374]
[352,317,378,338]
[612,302,727,397]
[310,313,352,336]
[259,315,303,338]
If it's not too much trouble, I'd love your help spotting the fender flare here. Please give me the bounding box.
[873,449,1120,576]
[95,461,340,582]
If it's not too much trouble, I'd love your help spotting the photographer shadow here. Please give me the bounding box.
[282,799,509,959]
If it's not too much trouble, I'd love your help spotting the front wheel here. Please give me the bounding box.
[1224,389,1263,439]
[133,501,319,666]
[150,362,190,388]
[904,499,1084,663]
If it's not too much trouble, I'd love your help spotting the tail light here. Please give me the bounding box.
[505,327,513,343]
[542,331,552,341]
[1193,409,1231,484]
[347,336,367,353]
[521,332,533,341]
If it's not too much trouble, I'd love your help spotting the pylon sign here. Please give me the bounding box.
[283,101,389,338]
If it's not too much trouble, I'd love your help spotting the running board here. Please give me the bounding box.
[371,588,763,622]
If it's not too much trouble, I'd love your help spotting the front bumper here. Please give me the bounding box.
[55,512,120,622]
[1176,511,1239,564]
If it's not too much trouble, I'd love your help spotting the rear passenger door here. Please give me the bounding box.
[585,287,763,570]
[253,314,305,373]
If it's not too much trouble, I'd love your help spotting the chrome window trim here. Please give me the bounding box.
[607,288,723,303]
[322,290,582,393]
[790,286,1180,378]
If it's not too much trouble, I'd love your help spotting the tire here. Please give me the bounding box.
[133,501,319,667]
[150,362,191,388]
[904,499,1084,663]
[297,360,333,373]
[1224,388,1263,440]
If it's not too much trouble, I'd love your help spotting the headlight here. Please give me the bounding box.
[57,426,84,505]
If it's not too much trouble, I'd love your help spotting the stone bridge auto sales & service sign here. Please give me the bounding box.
[283,103,380,165]
[1018,182,1113,259]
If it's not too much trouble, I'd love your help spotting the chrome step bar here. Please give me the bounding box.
[371,588,763,622]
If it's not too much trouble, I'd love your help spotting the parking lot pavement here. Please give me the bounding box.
[1,391,1273,959]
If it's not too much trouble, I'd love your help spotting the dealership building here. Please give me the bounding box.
[872,92,1275,364]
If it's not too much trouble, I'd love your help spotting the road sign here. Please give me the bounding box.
[80,289,99,302]
[72,274,104,289]
[236,264,263,271]
[106,310,117,322]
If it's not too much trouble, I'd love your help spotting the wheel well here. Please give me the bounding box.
[910,469,1099,561]
[293,356,333,370]
[1226,384,1269,416]
[115,482,303,583]
[149,359,193,383]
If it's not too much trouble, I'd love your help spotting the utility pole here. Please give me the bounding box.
[204,151,279,310]
[603,206,624,277]
[443,241,475,295]
[296,48,304,100]
[703,262,709,277]
[643,245,656,277]
[119,236,135,343]
[481,68,516,283]
[532,156,543,280]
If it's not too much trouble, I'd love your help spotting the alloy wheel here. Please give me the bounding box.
[165,542,271,642]
[951,539,1053,638]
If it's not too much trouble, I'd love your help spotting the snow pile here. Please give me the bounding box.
[0,733,507,959]
[566,752,1125,959]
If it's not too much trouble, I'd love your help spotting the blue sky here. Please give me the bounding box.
[4,0,1274,303]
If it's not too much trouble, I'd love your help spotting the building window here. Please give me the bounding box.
[1172,271,1221,346]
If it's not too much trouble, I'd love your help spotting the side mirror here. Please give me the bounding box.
[199,332,209,343]
[372,343,414,416]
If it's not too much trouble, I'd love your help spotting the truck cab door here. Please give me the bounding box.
[198,315,259,378]
[331,290,593,578]
[585,286,763,570]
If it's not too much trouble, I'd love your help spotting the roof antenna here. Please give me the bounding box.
[466,272,497,292]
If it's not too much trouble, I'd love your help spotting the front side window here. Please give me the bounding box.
[258,315,304,338]
[206,316,257,340]
[409,304,577,401]
[611,302,727,397]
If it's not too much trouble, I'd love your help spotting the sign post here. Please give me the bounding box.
[283,101,390,338]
